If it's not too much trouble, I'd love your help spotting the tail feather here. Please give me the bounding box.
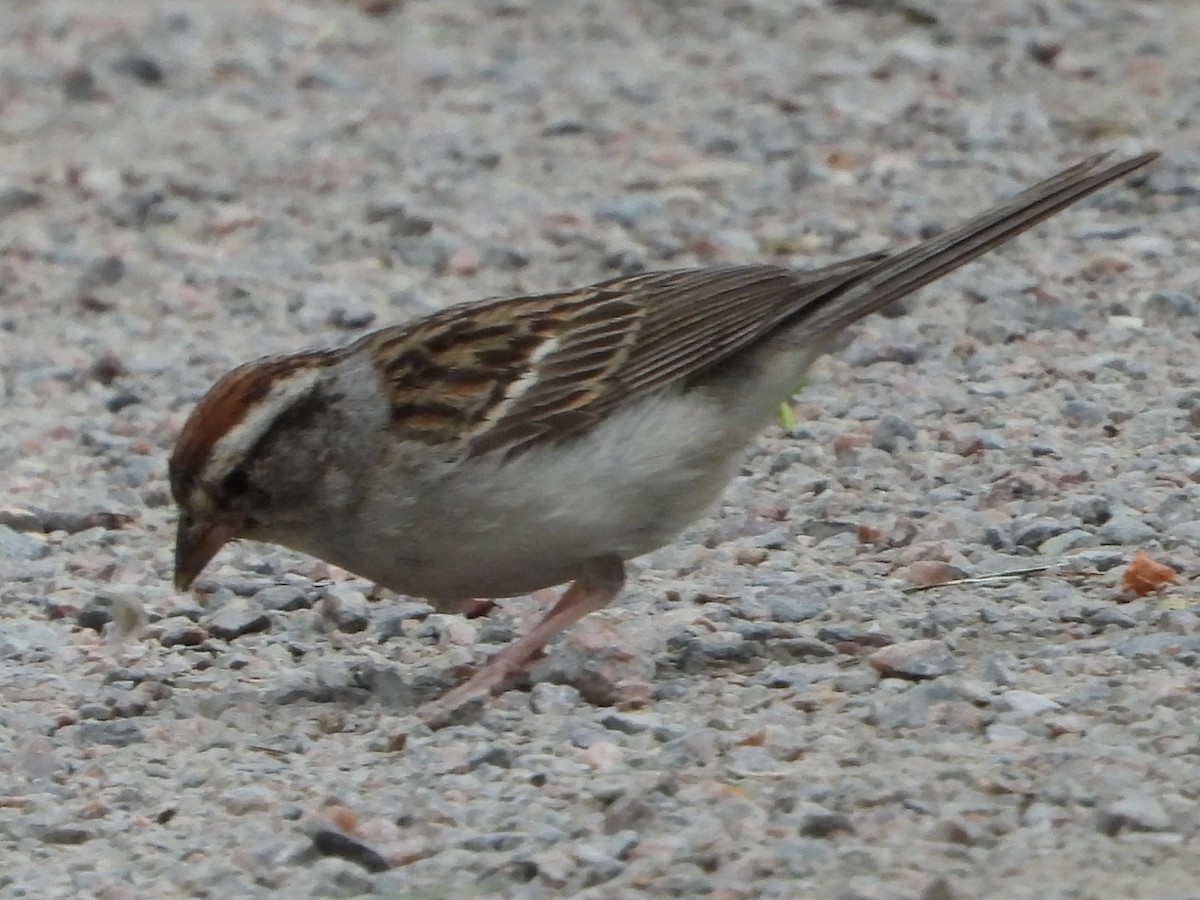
[794,151,1159,339]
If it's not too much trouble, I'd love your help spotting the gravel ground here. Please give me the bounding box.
[1,1,1198,897]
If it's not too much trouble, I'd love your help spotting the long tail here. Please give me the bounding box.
[793,150,1159,339]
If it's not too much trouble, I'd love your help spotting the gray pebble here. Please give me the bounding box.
[1142,289,1200,323]
[308,857,378,898]
[763,595,827,623]
[871,414,918,452]
[157,616,207,647]
[202,598,272,640]
[0,185,42,219]
[1084,606,1137,629]
[1097,795,1173,835]
[527,681,581,716]
[254,585,313,612]
[391,232,457,273]
[0,525,48,560]
[796,803,854,838]
[868,639,957,680]
[74,720,144,747]
[292,284,377,332]
[0,621,68,656]
[995,689,1060,716]
[1015,517,1078,548]
[222,785,277,815]
[1062,400,1106,427]
[595,196,664,228]
[31,821,95,845]
[1115,634,1200,659]
[1095,514,1158,546]
[1038,529,1096,555]
[376,601,434,640]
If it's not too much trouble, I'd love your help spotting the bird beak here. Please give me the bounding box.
[174,516,241,591]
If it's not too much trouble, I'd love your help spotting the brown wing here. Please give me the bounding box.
[357,256,884,457]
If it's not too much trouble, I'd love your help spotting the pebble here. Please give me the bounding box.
[254,585,313,612]
[201,598,272,640]
[0,525,49,560]
[1097,795,1173,835]
[0,185,42,219]
[995,689,1060,716]
[528,682,581,715]
[868,640,957,680]
[1096,514,1158,546]
[292,285,377,331]
[1038,529,1096,555]
[1142,290,1200,323]
[763,595,826,623]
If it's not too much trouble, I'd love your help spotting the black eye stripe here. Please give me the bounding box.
[221,468,250,497]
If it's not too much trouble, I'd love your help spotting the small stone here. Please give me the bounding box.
[468,746,513,770]
[1143,290,1200,323]
[600,712,663,735]
[309,857,380,897]
[1084,607,1137,629]
[671,632,756,672]
[113,54,165,85]
[985,723,1031,744]
[995,690,1060,716]
[796,803,854,838]
[529,682,581,716]
[293,285,376,331]
[33,822,95,845]
[321,589,371,634]
[1096,514,1157,545]
[1015,517,1077,548]
[221,785,277,815]
[1038,529,1096,555]
[868,640,956,680]
[572,838,624,887]
[201,598,271,640]
[0,622,68,656]
[363,195,413,226]
[1062,400,1106,427]
[75,720,144,747]
[816,625,893,648]
[871,414,918,452]
[1098,795,1173,835]
[0,186,42,219]
[934,816,990,847]
[78,702,113,721]
[311,829,391,873]
[1071,495,1112,525]
[763,595,826,623]
[63,66,99,102]
[254,585,312,612]
[595,196,664,228]
[77,256,126,302]
[603,795,654,834]
[157,616,207,647]
[0,525,48,560]
[1115,634,1200,659]
[921,876,958,900]
[898,560,967,587]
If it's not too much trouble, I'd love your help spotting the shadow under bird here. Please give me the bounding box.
[170,150,1159,715]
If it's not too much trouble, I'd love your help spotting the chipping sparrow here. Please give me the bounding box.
[170,151,1158,714]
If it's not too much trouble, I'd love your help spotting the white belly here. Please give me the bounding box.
[314,345,818,602]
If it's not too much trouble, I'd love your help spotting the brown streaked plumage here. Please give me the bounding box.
[169,150,1159,718]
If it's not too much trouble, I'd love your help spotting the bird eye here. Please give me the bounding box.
[221,468,250,497]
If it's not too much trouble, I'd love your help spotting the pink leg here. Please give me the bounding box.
[423,556,625,717]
